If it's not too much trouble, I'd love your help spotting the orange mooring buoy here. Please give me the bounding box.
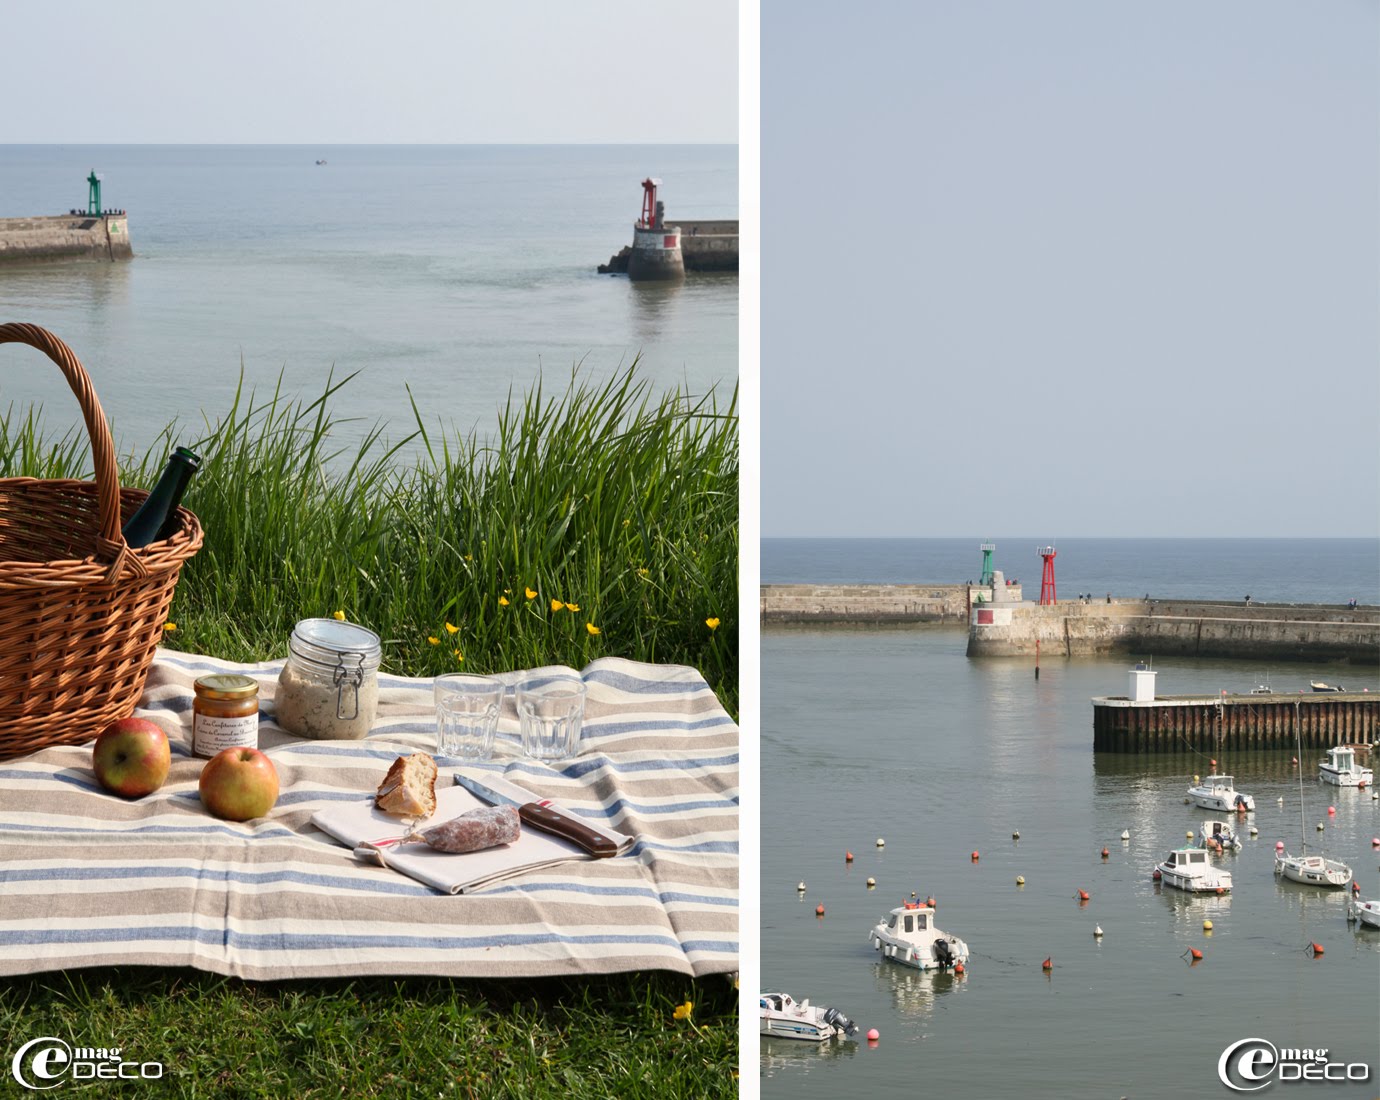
[1152,868,1162,880]
[1042,957,1052,970]
[1101,847,1109,858]
[971,850,980,861]
[954,961,965,975]
[815,904,825,917]
[1189,948,1203,960]
[845,851,853,862]
[1309,942,1324,956]
[1077,889,1090,901]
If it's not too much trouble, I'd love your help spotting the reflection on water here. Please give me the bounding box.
[760,1035,862,1077]
[870,961,965,1020]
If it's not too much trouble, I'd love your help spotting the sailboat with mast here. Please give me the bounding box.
[1275,702,1353,888]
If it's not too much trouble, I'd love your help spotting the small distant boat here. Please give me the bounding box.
[315,159,328,165]
[1348,897,1380,930]
[1156,846,1233,893]
[1310,681,1345,693]
[759,992,857,1041]
[1318,746,1372,787]
[1187,774,1255,813]
[1248,684,1274,695]
[869,903,969,971]
[1198,820,1243,852]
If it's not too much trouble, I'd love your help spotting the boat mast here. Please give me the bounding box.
[1294,700,1307,854]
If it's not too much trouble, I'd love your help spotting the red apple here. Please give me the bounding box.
[92,717,171,798]
[198,747,279,821]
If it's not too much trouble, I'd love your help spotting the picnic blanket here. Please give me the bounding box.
[0,650,738,980]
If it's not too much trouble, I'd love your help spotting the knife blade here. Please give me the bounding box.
[453,773,618,858]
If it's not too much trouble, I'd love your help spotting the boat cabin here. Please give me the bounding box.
[1325,747,1356,772]
[1164,849,1209,869]
[885,905,933,935]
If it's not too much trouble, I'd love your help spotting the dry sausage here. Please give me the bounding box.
[409,805,520,853]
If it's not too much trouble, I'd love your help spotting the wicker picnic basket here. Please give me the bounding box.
[0,323,204,760]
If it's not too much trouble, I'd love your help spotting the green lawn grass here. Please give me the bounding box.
[0,364,740,1097]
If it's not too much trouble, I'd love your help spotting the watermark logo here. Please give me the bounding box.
[10,1037,163,1090]
[1219,1038,1371,1091]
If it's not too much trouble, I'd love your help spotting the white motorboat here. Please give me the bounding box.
[1198,819,1243,852]
[759,991,857,1041]
[1155,846,1233,893]
[1318,746,1372,787]
[869,903,969,971]
[1348,896,1380,929]
[1187,774,1255,813]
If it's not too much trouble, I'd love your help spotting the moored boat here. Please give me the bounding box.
[1198,820,1243,852]
[1275,850,1353,888]
[759,991,857,1041]
[1156,846,1233,893]
[1187,774,1255,813]
[1310,681,1345,693]
[1318,746,1372,787]
[869,903,969,971]
[1348,897,1380,929]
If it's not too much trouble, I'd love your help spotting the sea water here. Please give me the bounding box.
[0,145,737,459]
[761,540,1379,1099]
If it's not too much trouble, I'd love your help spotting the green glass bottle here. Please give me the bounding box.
[121,446,202,548]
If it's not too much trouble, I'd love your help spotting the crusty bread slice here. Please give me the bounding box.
[375,752,438,818]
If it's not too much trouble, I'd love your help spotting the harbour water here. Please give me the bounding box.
[761,542,1379,1099]
[0,145,737,459]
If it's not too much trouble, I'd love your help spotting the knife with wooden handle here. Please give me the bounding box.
[453,773,618,858]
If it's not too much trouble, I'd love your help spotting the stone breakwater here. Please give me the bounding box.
[0,213,132,264]
[760,585,1379,666]
[599,219,738,274]
[967,598,1379,665]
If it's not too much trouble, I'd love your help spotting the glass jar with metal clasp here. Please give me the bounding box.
[274,618,382,740]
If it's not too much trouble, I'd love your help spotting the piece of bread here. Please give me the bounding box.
[375,752,438,818]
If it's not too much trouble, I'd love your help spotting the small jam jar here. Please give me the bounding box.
[275,618,382,740]
[192,674,261,758]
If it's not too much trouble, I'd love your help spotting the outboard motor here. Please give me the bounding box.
[822,1007,858,1036]
[934,938,954,968]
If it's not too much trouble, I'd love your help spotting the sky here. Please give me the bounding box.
[761,1,1380,538]
[0,1,738,144]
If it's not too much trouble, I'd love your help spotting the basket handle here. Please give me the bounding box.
[0,323,138,577]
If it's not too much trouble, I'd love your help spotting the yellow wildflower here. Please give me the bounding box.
[637,568,649,577]
[586,622,601,636]
[332,610,346,621]
[564,602,580,612]
[427,636,440,646]
[673,1000,693,1021]
[706,617,720,631]
[445,622,459,635]
[499,596,510,607]
[550,598,563,612]
[525,587,537,600]
[622,518,630,527]
[453,649,464,662]
[463,554,473,562]
[162,622,177,633]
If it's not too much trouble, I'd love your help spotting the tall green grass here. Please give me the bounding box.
[4,363,738,714]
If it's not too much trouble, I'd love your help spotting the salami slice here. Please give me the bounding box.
[410,805,520,853]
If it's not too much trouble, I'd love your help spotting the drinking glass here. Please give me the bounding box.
[516,676,587,761]
[433,674,504,760]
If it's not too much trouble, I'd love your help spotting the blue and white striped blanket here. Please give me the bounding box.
[0,651,738,980]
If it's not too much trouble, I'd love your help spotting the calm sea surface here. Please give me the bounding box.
[0,145,737,459]
[761,541,1379,1099]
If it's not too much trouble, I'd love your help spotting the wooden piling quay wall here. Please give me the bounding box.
[1092,693,1380,754]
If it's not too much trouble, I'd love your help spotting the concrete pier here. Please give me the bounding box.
[0,213,132,265]
[1092,691,1380,754]
[600,220,739,275]
[967,599,1379,665]
[761,581,1023,623]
